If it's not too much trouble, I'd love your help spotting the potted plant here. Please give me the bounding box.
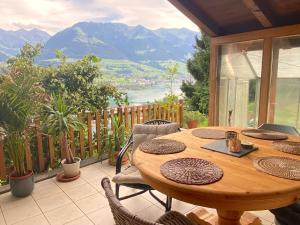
[106,116,128,166]
[184,110,205,129]
[44,95,84,180]
[0,73,42,197]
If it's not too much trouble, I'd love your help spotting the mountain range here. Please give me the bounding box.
[0,22,198,63]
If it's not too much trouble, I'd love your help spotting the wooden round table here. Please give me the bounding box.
[134,127,300,225]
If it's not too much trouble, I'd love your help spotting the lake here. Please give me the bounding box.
[125,82,183,104]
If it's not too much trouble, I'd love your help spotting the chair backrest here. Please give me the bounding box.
[258,123,300,136]
[132,120,180,151]
[101,177,161,225]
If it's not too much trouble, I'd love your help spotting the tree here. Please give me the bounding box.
[181,32,210,115]
[165,63,179,95]
[42,52,126,112]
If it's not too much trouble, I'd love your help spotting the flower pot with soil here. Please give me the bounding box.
[184,110,206,129]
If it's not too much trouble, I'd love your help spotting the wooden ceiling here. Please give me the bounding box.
[168,0,300,37]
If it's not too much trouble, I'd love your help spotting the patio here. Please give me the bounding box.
[0,160,275,225]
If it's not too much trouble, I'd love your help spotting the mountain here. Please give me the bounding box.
[40,22,198,62]
[0,28,50,57]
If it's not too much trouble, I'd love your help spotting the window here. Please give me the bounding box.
[269,36,300,130]
[217,40,263,127]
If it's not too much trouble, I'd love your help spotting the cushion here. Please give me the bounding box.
[112,166,145,184]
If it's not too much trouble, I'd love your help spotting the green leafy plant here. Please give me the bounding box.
[105,116,128,163]
[43,95,84,164]
[184,110,206,123]
[0,51,43,176]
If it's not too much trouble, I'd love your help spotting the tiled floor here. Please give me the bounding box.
[0,160,275,225]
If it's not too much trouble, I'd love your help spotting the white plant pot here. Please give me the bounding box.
[61,157,81,178]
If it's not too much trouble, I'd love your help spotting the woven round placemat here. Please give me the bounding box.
[253,156,300,180]
[160,158,223,185]
[241,129,288,140]
[140,139,186,155]
[192,129,226,139]
[272,141,300,155]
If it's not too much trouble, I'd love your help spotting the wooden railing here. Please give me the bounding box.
[0,100,184,179]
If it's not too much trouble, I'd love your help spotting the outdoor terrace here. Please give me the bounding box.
[0,159,275,225]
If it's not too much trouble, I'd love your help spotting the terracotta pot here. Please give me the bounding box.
[109,152,128,166]
[9,170,34,197]
[187,120,198,129]
[61,157,81,178]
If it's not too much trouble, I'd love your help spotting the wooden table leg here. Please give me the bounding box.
[217,210,243,225]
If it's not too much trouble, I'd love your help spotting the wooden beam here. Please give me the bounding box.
[168,0,221,36]
[212,24,300,45]
[208,43,218,126]
[258,38,273,126]
[243,0,273,27]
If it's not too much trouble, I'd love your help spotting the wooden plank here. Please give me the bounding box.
[0,141,6,179]
[79,113,85,158]
[208,43,218,126]
[137,106,141,124]
[163,108,166,120]
[243,0,273,27]
[142,105,147,123]
[268,44,279,123]
[153,104,157,120]
[110,109,115,131]
[104,111,108,131]
[69,128,75,155]
[87,112,93,157]
[179,99,184,128]
[258,38,272,126]
[158,105,161,120]
[171,105,175,122]
[148,105,151,121]
[95,112,101,153]
[124,107,129,129]
[131,107,135,128]
[168,0,221,36]
[167,107,171,121]
[118,107,123,124]
[24,134,32,171]
[212,24,300,45]
[48,135,55,168]
[176,103,180,123]
[35,118,45,172]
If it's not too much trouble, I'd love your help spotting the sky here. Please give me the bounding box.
[0,0,198,35]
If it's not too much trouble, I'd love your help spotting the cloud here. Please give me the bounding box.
[0,0,198,34]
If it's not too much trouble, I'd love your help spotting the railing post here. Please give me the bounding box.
[131,106,135,128]
[0,141,6,179]
[124,107,129,129]
[87,112,93,157]
[179,99,184,128]
[35,118,45,172]
[79,113,85,158]
[96,112,101,153]
[48,135,55,168]
[24,132,32,171]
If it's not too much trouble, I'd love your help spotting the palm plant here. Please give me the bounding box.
[43,95,84,164]
[0,72,42,176]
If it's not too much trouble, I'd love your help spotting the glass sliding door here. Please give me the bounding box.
[269,36,300,131]
[217,40,263,127]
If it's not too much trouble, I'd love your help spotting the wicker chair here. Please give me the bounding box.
[113,119,180,212]
[101,177,196,225]
[258,123,300,136]
[258,123,300,225]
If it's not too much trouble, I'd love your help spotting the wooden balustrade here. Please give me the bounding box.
[0,101,184,179]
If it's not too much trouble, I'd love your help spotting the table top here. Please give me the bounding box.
[134,127,300,211]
